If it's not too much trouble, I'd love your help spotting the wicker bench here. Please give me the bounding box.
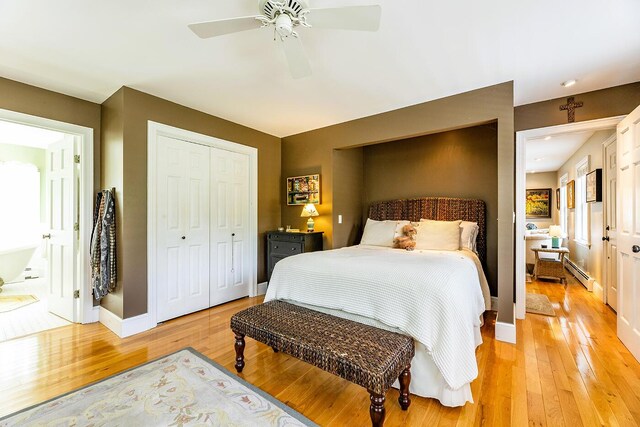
[230,300,415,427]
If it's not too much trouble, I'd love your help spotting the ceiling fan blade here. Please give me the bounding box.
[188,16,263,39]
[307,5,381,31]
[280,36,312,79]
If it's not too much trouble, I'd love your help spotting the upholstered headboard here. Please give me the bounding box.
[368,197,487,266]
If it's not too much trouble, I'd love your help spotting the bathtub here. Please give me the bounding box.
[0,244,38,291]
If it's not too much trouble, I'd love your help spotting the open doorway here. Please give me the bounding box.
[515,117,623,320]
[0,110,94,341]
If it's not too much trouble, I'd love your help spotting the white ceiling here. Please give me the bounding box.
[0,1,639,137]
[0,120,64,148]
[526,131,594,173]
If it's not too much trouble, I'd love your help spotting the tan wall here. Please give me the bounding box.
[526,172,558,230]
[101,87,281,319]
[515,82,640,132]
[362,125,498,294]
[100,89,125,317]
[282,82,515,323]
[556,129,615,286]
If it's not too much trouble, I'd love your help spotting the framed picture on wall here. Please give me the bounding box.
[567,180,575,209]
[556,188,560,210]
[526,188,552,218]
[586,168,602,203]
[286,174,320,205]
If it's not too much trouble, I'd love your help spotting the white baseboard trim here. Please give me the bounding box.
[99,307,154,338]
[565,258,595,291]
[87,305,100,323]
[495,307,516,344]
[257,282,268,296]
[593,280,604,302]
[490,296,498,311]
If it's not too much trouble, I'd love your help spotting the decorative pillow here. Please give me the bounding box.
[360,218,399,247]
[460,221,479,252]
[415,219,462,251]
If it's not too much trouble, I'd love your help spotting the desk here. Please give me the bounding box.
[532,247,569,284]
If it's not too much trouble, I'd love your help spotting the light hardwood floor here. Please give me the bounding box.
[0,274,638,426]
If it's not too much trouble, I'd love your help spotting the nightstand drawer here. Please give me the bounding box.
[268,233,304,243]
[269,241,302,255]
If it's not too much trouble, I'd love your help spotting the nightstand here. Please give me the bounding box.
[267,231,323,282]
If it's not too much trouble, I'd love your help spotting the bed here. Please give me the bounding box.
[264,197,490,407]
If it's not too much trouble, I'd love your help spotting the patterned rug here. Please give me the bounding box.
[526,293,556,316]
[0,348,317,426]
[0,295,38,313]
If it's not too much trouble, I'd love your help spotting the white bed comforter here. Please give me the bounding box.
[265,245,488,391]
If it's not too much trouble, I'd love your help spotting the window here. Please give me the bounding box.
[575,156,590,245]
[559,173,568,235]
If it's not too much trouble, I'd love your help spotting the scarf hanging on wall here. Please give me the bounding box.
[91,188,117,301]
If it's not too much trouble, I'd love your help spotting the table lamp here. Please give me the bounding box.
[549,225,562,248]
[301,203,319,232]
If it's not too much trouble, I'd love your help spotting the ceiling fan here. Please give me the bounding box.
[188,0,382,79]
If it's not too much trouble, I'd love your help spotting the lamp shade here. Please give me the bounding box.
[548,225,562,238]
[300,203,319,218]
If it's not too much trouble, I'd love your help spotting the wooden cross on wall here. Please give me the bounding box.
[559,96,584,123]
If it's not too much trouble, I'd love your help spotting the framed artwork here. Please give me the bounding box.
[526,188,552,218]
[287,174,320,205]
[567,180,575,209]
[586,168,602,203]
[556,188,560,210]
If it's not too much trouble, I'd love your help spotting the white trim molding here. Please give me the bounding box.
[495,307,517,344]
[257,282,268,296]
[514,115,625,321]
[0,108,95,325]
[99,307,154,338]
[147,121,259,330]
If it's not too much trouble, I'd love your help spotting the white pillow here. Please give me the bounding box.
[415,220,462,251]
[361,218,398,247]
[460,221,479,252]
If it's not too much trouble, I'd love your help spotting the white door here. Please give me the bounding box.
[46,136,77,322]
[617,105,640,360]
[156,136,210,322]
[603,137,618,310]
[210,148,251,306]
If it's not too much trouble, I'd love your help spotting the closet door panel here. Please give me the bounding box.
[210,148,251,306]
[157,136,210,322]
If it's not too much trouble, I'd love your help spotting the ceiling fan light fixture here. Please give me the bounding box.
[561,79,577,88]
[275,14,294,37]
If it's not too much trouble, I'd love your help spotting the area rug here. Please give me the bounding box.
[526,293,556,316]
[0,295,38,313]
[0,347,317,426]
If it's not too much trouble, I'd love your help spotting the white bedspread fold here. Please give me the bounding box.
[265,245,487,391]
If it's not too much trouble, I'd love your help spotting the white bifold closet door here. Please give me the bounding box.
[157,136,211,323]
[156,135,251,322]
[210,148,251,306]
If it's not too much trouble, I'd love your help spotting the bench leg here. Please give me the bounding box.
[398,366,411,410]
[369,392,385,427]
[234,333,245,373]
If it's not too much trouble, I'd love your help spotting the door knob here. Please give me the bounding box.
[602,236,610,241]
[181,236,186,240]
[633,245,640,253]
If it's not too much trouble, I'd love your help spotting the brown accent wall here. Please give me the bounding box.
[282,82,515,323]
[101,87,281,319]
[362,125,498,295]
[515,82,640,132]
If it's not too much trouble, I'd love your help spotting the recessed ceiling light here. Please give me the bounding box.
[561,79,577,87]
[530,170,537,174]
[535,157,544,161]
[544,136,552,141]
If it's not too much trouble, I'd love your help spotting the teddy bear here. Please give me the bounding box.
[394,224,417,251]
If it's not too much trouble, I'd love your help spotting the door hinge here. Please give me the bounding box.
[74,155,80,164]
[74,222,79,231]
[73,290,80,299]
